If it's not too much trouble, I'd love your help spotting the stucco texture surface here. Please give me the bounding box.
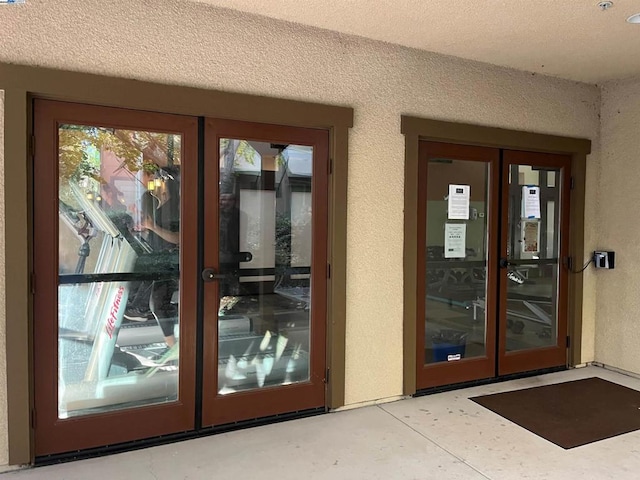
[0,91,7,466]
[596,78,640,371]
[0,0,599,414]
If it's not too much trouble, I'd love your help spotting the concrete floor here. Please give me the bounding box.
[6,365,640,479]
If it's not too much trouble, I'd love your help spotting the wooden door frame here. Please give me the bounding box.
[33,99,199,456]
[0,62,352,465]
[416,142,500,389]
[402,116,591,395]
[202,119,329,426]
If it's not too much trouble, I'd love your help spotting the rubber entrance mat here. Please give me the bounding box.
[471,377,640,449]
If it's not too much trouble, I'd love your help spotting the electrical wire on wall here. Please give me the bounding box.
[567,257,593,274]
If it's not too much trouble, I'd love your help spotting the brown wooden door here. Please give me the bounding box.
[201,119,328,426]
[416,142,571,390]
[416,142,500,389]
[33,100,198,455]
[33,103,330,456]
[497,150,571,375]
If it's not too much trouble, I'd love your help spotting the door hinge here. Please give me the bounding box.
[29,135,36,158]
[327,263,331,279]
[30,272,36,294]
[566,336,571,348]
[328,158,333,175]
[30,409,36,429]
[566,256,573,271]
[324,368,330,384]
[570,177,575,190]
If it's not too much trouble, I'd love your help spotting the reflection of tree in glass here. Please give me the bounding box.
[58,124,181,183]
[219,139,259,168]
[275,213,293,289]
[275,213,292,265]
[219,139,261,193]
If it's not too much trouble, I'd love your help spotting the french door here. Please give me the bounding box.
[33,100,328,456]
[416,141,571,390]
[201,119,328,426]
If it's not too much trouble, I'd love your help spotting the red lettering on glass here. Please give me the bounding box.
[105,286,125,339]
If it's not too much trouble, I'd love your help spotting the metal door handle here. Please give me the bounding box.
[202,268,225,282]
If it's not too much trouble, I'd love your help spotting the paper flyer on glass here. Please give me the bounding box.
[447,184,470,220]
[444,223,467,258]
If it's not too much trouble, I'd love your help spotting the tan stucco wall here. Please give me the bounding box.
[0,90,8,466]
[595,77,640,370]
[0,0,599,441]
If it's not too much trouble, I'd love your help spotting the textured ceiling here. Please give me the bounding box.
[191,0,640,84]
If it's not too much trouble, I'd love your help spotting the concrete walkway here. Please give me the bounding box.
[5,365,640,479]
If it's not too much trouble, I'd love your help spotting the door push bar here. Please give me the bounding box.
[202,252,253,282]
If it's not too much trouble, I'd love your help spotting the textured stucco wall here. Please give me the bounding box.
[0,0,600,438]
[0,91,8,466]
[596,78,640,371]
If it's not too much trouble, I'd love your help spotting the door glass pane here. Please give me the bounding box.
[424,158,490,364]
[58,125,181,418]
[505,164,561,352]
[217,139,311,394]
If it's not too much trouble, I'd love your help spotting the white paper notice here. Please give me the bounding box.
[522,186,541,219]
[444,223,467,258]
[447,184,470,220]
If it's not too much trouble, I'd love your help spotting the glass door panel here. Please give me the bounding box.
[498,151,570,375]
[202,120,328,427]
[34,100,198,456]
[416,142,499,389]
[216,139,312,394]
[424,159,490,363]
[57,124,182,418]
[504,165,561,352]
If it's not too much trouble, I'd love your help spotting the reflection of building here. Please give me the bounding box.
[100,149,135,212]
[221,141,312,282]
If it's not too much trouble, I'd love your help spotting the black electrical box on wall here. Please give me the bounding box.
[594,251,615,269]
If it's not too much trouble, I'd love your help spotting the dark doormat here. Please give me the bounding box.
[471,377,640,449]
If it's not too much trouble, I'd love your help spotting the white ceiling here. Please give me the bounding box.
[191,0,640,84]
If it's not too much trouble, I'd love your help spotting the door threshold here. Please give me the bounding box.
[414,365,567,397]
[34,407,326,467]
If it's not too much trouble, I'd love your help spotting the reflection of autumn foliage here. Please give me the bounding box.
[219,138,260,193]
[58,125,181,182]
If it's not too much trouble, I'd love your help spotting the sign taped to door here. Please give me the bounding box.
[522,185,541,219]
[447,184,470,220]
[444,223,466,258]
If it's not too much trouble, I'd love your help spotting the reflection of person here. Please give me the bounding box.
[138,172,180,347]
[101,183,126,212]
